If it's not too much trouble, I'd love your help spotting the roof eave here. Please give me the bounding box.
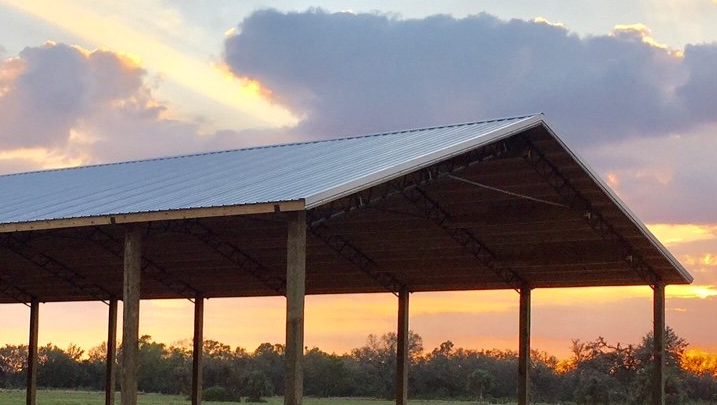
[0,199,306,233]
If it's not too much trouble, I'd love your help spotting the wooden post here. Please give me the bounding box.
[653,283,666,405]
[285,211,306,405]
[26,298,39,405]
[121,227,142,405]
[396,287,410,405]
[191,294,205,405]
[106,298,118,405]
[518,285,531,405]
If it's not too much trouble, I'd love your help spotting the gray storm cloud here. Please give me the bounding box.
[224,10,716,145]
[224,9,717,223]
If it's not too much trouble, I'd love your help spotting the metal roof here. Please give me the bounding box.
[0,114,540,226]
[0,114,693,303]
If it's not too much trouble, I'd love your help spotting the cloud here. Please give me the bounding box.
[0,41,288,174]
[224,9,717,146]
[0,42,146,149]
[586,124,717,223]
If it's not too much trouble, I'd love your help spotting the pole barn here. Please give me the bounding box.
[0,114,691,405]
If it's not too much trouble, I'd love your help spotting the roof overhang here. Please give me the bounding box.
[0,116,692,304]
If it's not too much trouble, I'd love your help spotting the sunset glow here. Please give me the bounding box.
[647,223,717,246]
[681,348,717,376]
[0,0,299,131]
[1,0,716,370]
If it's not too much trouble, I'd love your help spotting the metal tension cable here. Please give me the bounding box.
[447,174,568,208]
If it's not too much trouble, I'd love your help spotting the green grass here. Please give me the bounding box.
[0,391,521,405]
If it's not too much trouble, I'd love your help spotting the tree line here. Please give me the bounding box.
[1,328,716,404]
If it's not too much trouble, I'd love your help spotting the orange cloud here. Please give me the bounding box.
[0,147,89,169]
[668,285,717,299]
[647,223,717,246]
[1,0,298,132]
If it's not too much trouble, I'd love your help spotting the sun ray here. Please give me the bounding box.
[0,0,299,131]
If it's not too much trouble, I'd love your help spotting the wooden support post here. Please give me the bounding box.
[26,298,39,405]
[285,211,306,405]
[396,287,410,405]
[191,294,205,405]
[518,285,531,405]
[105,298,118,405]
[653,283,666,405]
[121,227,142,405]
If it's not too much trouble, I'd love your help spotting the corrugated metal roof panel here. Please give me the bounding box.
[0,115,541,225]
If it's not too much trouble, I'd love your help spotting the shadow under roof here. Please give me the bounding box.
[0,114,691,303]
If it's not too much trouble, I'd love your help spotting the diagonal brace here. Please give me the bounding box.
[0,233,112,301]
[0,275,35,304]
[519,136,660,284]
[309,223,405,295]
[86,227,199,301]
[160,220,286,295]
[401,187,526,290]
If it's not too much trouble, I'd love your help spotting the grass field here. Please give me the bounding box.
[0,391,526,405]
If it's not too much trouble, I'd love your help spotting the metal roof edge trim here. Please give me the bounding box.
[0,200,305,233]
[537,117,693,284]
[304,114,545,209]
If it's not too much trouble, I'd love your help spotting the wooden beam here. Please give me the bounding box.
[121,227,142,405]
[191,294,205,405]
[105,298,118,405]
[396,287,410,405]
[653,283,666,405]
[518,285,531,405]
[285,211,306,405]
[0,200,305,233]
[26,298,39,405]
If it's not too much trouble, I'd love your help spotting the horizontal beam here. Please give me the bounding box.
[0,201,305,233]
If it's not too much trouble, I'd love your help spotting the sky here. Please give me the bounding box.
[0,0,716,359]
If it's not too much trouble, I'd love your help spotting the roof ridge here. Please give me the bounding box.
[0,114,538,178]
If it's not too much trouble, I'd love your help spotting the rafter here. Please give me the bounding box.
[86,227,199,301]
[519,135,660,285]
[308,139,513,227]
[309,223,405,295]
[0,233,112,301]
[400,186,526,290]
[0,275,35,304]
[160,220,286,295]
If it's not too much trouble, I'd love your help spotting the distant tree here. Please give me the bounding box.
[203,339,236,390]
[251,343,285,395]
[0,344,28,388]
[240,370,273,402]
[467,369,492,402]
[346,331,422,399]
[629,327,688,405]
[304,347,350,397]
[38,344,81,388]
